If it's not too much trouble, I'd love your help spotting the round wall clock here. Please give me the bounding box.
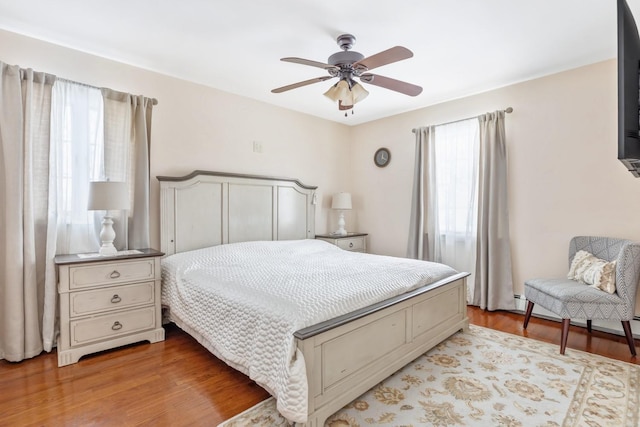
[374,147,391,168]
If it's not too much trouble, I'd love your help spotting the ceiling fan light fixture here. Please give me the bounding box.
[350,82,369,104]
[324,79,369,112]
[323,79,350,102]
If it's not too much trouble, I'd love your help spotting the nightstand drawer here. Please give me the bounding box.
[70,306,156,346]
[336,237,365,252]
[69,259,155,289]
[69,282,155,317]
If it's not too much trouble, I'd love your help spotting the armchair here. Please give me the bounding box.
[523,236,640,355]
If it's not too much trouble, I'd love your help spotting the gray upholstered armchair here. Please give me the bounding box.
[523,236,640,355]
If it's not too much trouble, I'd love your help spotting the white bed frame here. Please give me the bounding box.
[158,170,469,426]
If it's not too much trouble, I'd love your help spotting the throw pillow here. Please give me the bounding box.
[567,250,617,294]
[567,250,592,280]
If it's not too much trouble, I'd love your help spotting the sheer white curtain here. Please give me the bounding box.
[428,119,479,298]
[49,80,105,254]
[0,63,56,361]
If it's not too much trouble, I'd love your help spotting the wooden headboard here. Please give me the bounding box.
[157,170,318,256]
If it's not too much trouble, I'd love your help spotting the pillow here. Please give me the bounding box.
[567,250,617,294]
[567,250,592,280]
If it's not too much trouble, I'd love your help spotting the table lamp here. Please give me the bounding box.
[88,181,130,256]
[331,192,352,236]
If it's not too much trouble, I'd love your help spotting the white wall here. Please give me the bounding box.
[0,29,353,248]
[4,28,638,301]
[351,59,640,296]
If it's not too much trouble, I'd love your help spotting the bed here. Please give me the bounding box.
[158,170,469,426]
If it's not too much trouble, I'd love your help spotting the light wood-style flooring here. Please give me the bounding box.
[1,307,638,426]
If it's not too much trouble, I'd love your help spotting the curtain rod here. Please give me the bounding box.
[57,77,158,105]
[412,107,513,133]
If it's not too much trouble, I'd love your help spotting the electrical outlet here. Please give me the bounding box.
[252,141,263,154]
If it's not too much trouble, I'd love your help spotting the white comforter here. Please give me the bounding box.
[161,239,457,423]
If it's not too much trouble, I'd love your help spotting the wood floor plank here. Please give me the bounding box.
[1,307,637,426]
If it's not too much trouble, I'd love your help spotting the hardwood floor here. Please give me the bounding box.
[468,307,640,364]
[1,307,638,426]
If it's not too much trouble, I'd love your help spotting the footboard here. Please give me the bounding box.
[294,273,468,426]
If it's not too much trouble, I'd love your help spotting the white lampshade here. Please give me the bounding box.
[324,79,350,102]
[332,192,352,210]
[350,82,369,104]
[88,181,130,211]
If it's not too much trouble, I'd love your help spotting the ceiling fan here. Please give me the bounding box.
[271,34,423,115]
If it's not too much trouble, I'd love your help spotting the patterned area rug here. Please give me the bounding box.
[218,325,640,427]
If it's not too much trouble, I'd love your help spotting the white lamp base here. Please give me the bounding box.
[334,211,347,236]
[99,216,118,256]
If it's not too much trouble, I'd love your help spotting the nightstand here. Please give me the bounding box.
[315,233,368,253]
[55,248,165,366]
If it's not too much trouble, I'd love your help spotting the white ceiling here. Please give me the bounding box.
[0,0,635,125]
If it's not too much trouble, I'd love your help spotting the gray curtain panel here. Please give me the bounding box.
[101,89,154,250]
[0,62,57,361]
[473,111,515,310]
[406,127,429,260]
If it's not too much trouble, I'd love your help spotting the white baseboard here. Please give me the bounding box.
[513,295,640,339]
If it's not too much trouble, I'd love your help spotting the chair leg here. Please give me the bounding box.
[560,319,571,355]
[621,321,637,356]
[587,319,592,333]
[523,301,534,329]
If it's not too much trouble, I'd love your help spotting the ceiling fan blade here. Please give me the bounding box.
[281,57,339,70]
[271,76,334,93]
[353,46,413,71]
[360,73,423,96]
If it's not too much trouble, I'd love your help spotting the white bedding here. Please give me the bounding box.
[161,239,457,423]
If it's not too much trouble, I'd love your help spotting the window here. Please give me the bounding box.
[432,118,479,238]
[426,118,480,294]
[50,81,109,254]
[411,111,513,309]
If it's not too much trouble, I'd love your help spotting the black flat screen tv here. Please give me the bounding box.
[618,0,640,176]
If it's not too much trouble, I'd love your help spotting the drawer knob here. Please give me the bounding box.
[349,242,354,248]
[109,270,121,279]
[111,294,122,304]
[111,321,123,331]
